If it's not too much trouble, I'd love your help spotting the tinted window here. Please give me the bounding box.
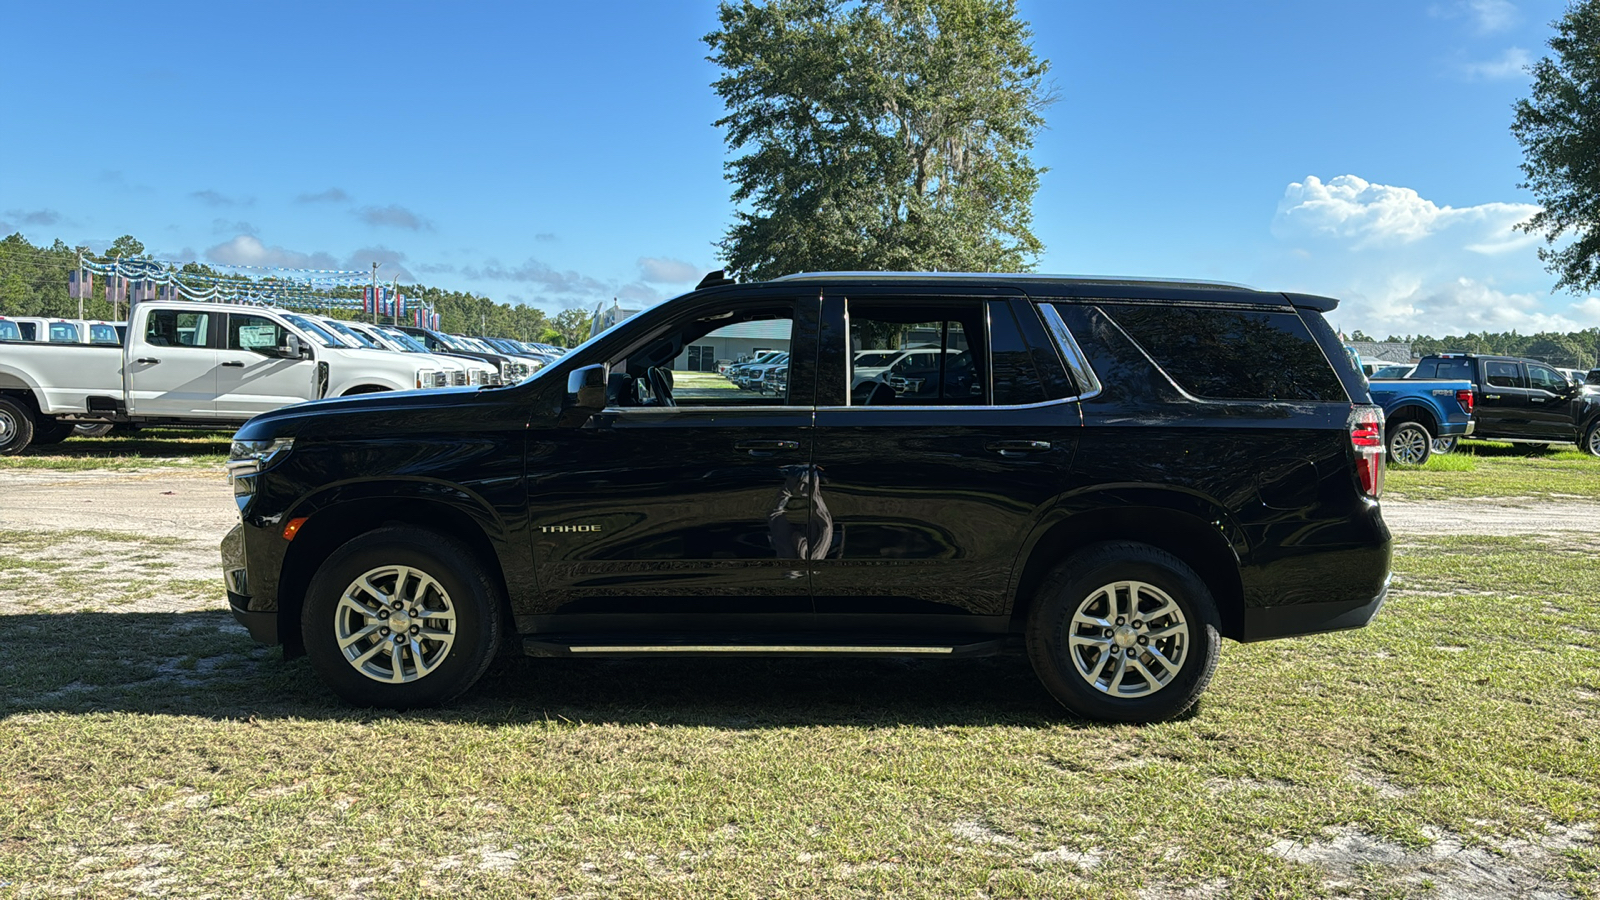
[1485,361,1523,388]
[227,313,288,353]
[1528,364,1566,392]
[849,303,985,405]
[17,322,37,341]
[1413,359,1472,380]
[1100,304,1346,402]
[48,322,80,342]
[145,310,213,348]
[989,300,1047,406]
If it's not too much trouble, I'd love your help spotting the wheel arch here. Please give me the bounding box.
[275,493,511,658]
[1383,402,1438,434]
[339,384,396,397]
[1010,501,1247,641]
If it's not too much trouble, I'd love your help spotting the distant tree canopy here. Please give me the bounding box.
[706,0,1053,280]
[1388,330,1600,368]
[0,232,581,346]
[1512,0,1600,294]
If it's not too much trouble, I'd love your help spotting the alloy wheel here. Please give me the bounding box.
[1066,580,1190,697]
[333,565,457,683]
[1389,424,1429,465]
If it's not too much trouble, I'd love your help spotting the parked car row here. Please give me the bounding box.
[1364,351,1600,461]
[0,302,570,454]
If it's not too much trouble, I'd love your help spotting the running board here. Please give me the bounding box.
[521,634,1008,659]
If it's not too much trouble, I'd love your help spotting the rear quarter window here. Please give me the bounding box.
[1100,304,1347,402]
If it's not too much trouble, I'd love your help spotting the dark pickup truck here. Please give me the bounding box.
[1409,353,1600,456]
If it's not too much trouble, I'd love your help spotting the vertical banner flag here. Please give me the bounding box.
[68,269,92,299]
[374,285,388,317]
[105,276,127,305]
[363,286,374,314]
[394,282,405,319]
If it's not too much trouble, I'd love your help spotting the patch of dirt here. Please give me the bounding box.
[1265,823,1595,899]
[0,468,235,538]
[0,530,220,614]
[1381,499,1600,536]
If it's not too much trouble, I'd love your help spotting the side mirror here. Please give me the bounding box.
[279,333,309,360]
[565,364,608,414]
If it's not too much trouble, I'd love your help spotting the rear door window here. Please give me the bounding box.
[1098,304,1346,402]
[1485,361,1524,388]
[145,310,214,348]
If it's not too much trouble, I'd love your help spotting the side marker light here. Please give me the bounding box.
[283,517,309,541]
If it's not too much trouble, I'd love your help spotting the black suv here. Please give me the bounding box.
[222,273,1392,723]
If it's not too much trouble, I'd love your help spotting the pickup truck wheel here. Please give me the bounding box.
[1026,542,1221,724]
[1584,422,1600,458]
[74,423,115,438]
[0,397,35,455]
[1432,436,1457,455]
[302,526,501,709]
[1386,421,1432,466]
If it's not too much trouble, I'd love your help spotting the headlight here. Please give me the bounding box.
[416,369,441,389]
[226,438,294,493]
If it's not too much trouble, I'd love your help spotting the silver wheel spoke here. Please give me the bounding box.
[338,623,382,650]
[1146,643,1182,672]
[334,564,458,685]
[1107,654,1129,692]
[1143,623,1185,640]
[1128,655,1163,686]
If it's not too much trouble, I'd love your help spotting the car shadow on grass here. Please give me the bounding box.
[0,610,1082,729]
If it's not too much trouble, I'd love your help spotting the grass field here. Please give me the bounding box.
[1386,439,1600,501]
[0,428,231,471]
[1,526,1596,897]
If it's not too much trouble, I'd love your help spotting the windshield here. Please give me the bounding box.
[319,318,382,349]
[282,314,352,348]
[376,326,432,353]
[431,331,473,351]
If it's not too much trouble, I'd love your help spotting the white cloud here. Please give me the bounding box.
[1467,0,1519,33]
[1275,175,1537,249]
[1265,174,1593,336]
[207,235,340,269]
[638,256,702,284]
[1460,46,1530,80]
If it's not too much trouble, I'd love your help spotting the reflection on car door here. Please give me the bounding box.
[1476,360,1531,437]
[1525,362,1577,441]
[127,309,218,417]
[523,298,821,627]
[808,291,1079,626]
[216,313,319,417]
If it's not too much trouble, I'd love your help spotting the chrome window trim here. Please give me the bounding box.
[1038,303,1103,402]
[818,396,1082,413]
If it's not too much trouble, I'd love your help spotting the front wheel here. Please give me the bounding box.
[1584,422,1600,458]
[1386,421,1433,466]
[1026,542,1221,723]
[302,526,502,709]
[74,423,115,438]
[0,397,36,455]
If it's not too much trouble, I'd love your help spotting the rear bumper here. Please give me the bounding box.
[1239,578,1389,642]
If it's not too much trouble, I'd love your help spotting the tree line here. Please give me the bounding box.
[0,232,593,347]
[1348,329,1600,369]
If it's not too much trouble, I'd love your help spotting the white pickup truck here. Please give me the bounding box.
[0,300,454,454]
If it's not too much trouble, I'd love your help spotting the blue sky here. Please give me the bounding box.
[1,0,1594,337]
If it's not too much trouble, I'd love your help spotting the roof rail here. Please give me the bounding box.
[767,271,1258,291]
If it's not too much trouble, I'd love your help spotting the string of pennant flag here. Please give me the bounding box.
[69,256,444,327]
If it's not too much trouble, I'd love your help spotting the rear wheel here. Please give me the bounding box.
[1386,421,1433,466]
[0,397,36,455]
[1584,422,1600,458]
[74,423,115,438]
[302,526,501,709]
[1026,542,1221,723]
[29,420,76,446]
[1432,436,1457,455]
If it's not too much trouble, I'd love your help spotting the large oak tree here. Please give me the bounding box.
[1513,0,1600,294]
[706,0,1053,280]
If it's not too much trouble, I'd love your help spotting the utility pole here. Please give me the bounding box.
[370,262,378,326]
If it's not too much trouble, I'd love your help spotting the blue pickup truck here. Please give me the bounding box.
[1346,349,1475,465]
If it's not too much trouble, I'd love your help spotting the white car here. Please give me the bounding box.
[318,317,495,387]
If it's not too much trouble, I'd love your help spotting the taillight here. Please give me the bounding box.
[1348,405,1385,499]
[1455,389,1474,414]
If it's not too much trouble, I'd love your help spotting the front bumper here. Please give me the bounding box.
[222,522,278,645]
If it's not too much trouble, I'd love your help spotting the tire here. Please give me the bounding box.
[29,420,76,446]
[1523,443,1550,455]
[1584,422,1600,458]
[1432,436,1457,455]
[1026,542,1222,724]
[1386,421,1432,466]
[302,526,502,709]
[74,423,115,438]
[0,396,35,455]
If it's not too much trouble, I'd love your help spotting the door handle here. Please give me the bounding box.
[1485,394,1500,400]
[987,440,1052,456]
[135,357,161,364]
[735,439,800,456]
[221,361,245,368]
